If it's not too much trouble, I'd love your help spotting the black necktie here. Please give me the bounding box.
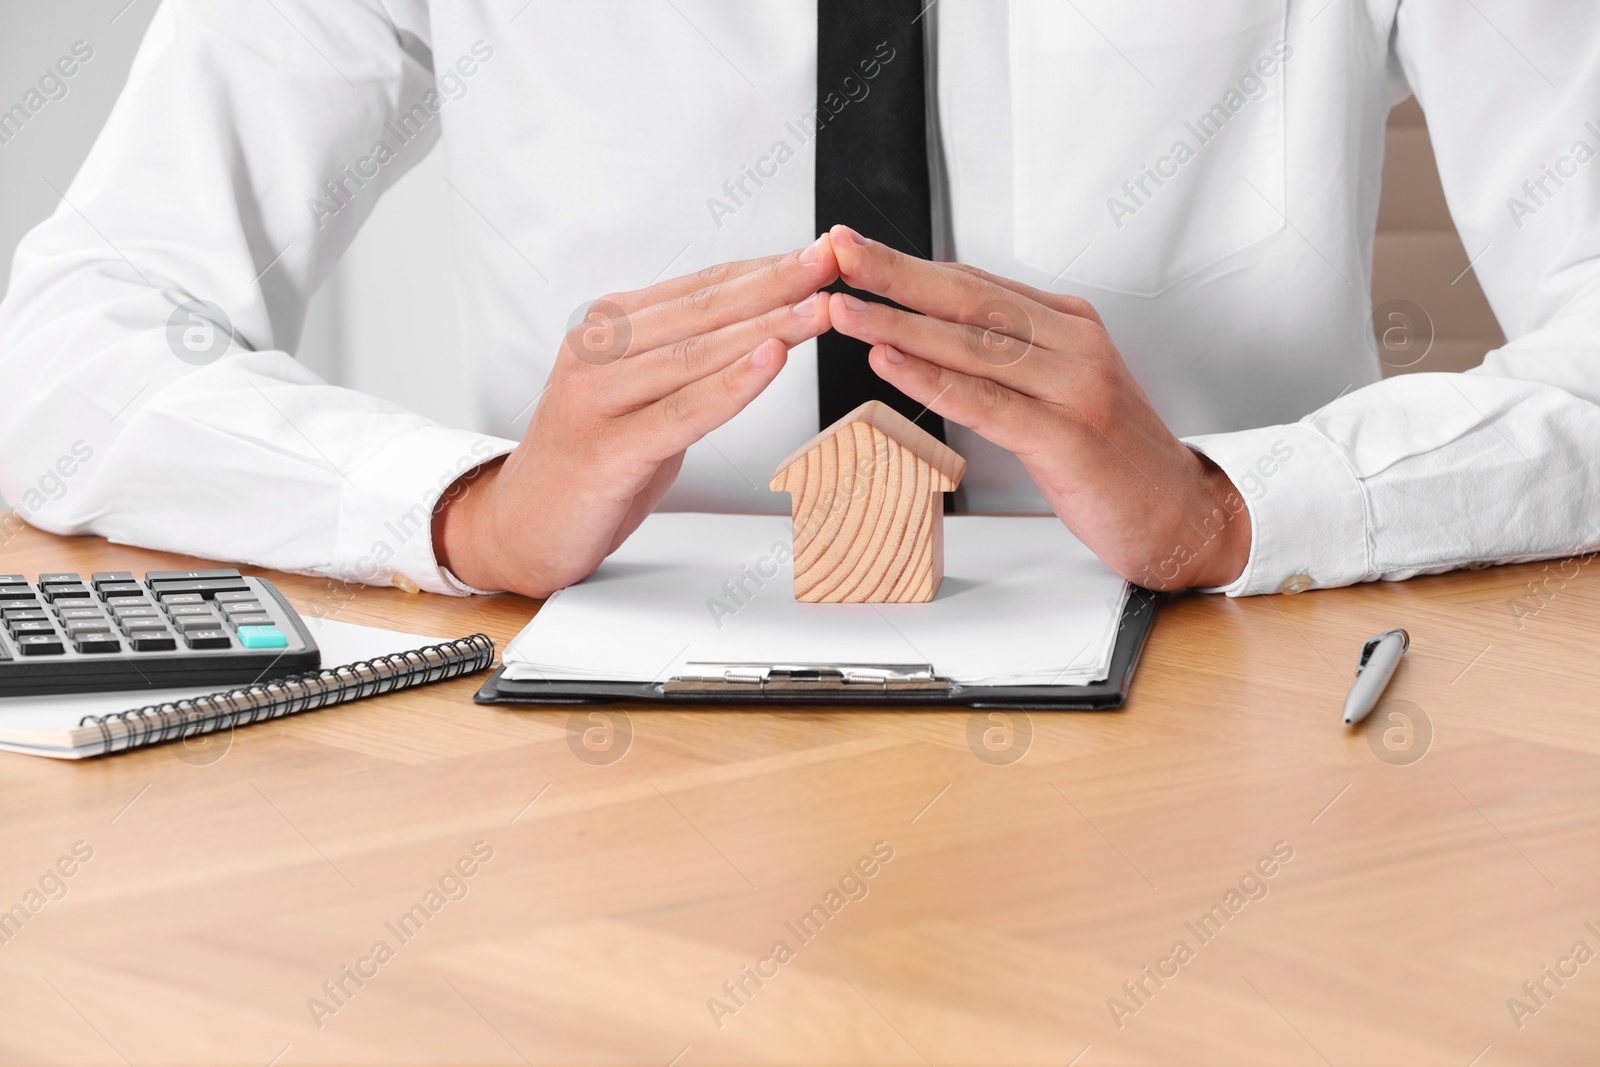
[814,0,943,443]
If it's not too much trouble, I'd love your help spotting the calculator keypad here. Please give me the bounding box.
[0,570,301,663]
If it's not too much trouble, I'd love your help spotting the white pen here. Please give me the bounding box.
[1343,629,1410,727]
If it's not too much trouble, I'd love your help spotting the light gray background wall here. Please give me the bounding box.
[0,2,159,299]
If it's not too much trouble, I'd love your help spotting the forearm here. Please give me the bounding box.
[0,323,515,593]
[0,0,523,593]
[1186,372,1600,595]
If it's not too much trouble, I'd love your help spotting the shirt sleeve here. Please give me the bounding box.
[0,0,515,595]
[1183,0,1600,596]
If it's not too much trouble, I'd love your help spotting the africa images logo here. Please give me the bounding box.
[165,298,234,366]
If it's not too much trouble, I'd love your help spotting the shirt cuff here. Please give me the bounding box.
[1181,423,1371,596]
[339,425,515,596]
[438,565,503,597]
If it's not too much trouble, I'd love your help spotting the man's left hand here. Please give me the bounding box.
[825,224,1251,591]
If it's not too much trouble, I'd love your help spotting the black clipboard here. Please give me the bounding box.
[473,586,1157,711]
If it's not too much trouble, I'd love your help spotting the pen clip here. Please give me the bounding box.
[1356,628,1409,675]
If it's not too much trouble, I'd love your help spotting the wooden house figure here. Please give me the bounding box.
[769,400,967,603]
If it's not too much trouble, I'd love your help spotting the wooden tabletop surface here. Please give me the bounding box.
[0,522,1596,1066]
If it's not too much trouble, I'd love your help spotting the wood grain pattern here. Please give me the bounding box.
[1,521,1598,1066]
[769,402,965,604]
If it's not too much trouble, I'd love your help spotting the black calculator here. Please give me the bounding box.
[0,569,320,696]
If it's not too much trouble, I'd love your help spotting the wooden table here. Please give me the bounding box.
[1,522,1596,1066]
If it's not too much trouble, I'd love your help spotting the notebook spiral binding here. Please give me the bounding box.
[80,634,496,755]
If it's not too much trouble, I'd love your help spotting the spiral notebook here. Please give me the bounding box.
[0,618,495,759]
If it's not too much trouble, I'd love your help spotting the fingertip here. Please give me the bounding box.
[867,344,909,376]
[798,233,829,268]
[811,291,834,333]
[814,230,841,265]
[828,291,868,319]
[828,292,881,347]
[830,224,868,246]
[827,225,868,277]
[867,345,936,412]
[748,337,785,371]
[791,292,832,338]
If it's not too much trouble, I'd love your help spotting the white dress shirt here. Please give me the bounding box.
[2,0,1598,596]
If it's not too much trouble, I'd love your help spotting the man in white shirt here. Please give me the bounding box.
[2,1,1597,599]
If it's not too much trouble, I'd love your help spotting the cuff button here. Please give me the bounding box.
[1277,574,1314,594]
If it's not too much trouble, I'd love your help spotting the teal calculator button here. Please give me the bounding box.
[237,625,288,649]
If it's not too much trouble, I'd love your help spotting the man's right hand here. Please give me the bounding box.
[432,236,839,598]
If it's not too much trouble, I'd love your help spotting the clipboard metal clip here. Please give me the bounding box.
[664,662,949,695]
